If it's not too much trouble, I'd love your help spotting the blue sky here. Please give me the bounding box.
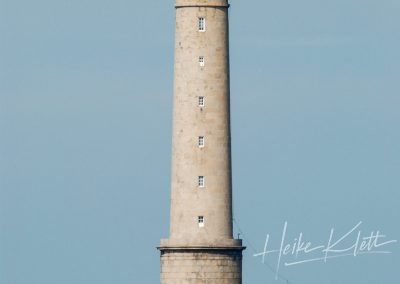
[1,1,399,283]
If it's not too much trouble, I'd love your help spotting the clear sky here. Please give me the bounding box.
[1,0,399,283]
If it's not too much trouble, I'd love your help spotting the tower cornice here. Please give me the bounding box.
[158,246,246,253]
[175,0,229,8]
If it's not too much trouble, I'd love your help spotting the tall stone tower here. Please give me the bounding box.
[159,0,244,283]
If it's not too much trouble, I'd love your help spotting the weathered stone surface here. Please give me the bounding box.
[160,249,242,284]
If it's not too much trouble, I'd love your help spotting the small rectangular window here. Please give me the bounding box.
[198,176,204,187]
[198,136,204,147]
[198,216,204,227]
[198,96,204,107]
[198,56,204,67]
[198,17,205,31]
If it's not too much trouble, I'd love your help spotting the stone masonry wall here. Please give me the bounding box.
[160,249,242,284]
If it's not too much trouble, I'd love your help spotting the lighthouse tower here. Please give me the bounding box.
[159,0,244,282]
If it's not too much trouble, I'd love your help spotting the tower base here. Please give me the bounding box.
[159,247,244,284]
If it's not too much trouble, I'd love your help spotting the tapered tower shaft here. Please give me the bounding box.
[159,1,244,283]
[170,0,232,245]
